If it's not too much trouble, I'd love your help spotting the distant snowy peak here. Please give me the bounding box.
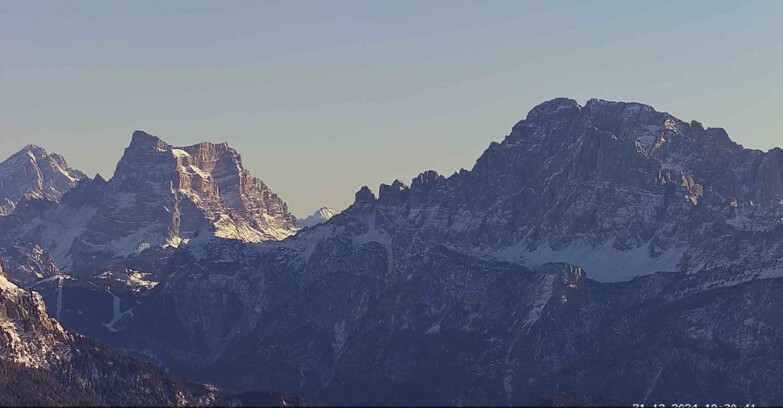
[0,145,87,216]
[299,207,338,228]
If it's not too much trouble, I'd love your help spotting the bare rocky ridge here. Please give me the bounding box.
[0,145,86,216]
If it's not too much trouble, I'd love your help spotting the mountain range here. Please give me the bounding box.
[2,98,783,405]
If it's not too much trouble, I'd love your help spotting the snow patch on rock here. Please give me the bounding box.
[495,240,684,282]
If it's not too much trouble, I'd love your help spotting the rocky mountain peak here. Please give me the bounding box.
[411,170,443,188]
[378,179,409,205]
[19,144,47,157]
[525,97,581,121]
[118,131,253,189]
[0,145,87,216]
[128,130,169,151]
[354,186,376,205]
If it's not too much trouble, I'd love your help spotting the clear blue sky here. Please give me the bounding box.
[2,1,781,217]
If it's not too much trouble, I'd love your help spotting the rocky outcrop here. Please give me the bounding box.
[0,145,86,216]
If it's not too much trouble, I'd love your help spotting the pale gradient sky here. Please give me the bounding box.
[1,1,781,217]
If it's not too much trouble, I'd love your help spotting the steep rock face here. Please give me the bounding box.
[0,145,86,216]
[111,131,298,243]
[298,207,338,228]
[0,131,299,273]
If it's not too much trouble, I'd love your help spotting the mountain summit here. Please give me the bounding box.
[0,145,87,216]
[111,130,299,243]
[298,207,338,228]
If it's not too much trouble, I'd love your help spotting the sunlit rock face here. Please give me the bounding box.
[111,131,299,243]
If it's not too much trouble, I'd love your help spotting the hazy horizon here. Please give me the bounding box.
[2,1,782,217]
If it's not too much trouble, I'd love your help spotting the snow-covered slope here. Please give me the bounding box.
[298,207,338,228]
